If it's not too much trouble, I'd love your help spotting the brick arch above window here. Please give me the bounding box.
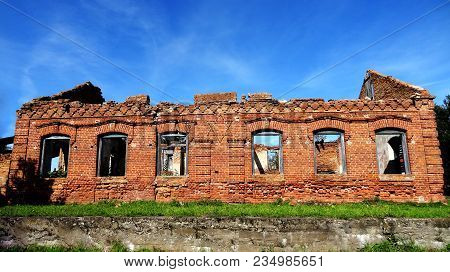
[251,128,284,136]
[371,118,410,132]
[41,133,71,140]
[246,119,289,141]
[308,118,350,141]
[156,121,198,145]
[97,131,128,138]
[156,121,195,135]
[35,123,77,142]
[369,117,412,141]
[95,121,134,144]
[96,122,133,135]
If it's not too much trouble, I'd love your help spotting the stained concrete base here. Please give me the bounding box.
[0,217,449,251]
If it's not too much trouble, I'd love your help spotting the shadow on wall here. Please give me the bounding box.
[0,191,5,206]
[5,158,64,205]
[435,96,450,196]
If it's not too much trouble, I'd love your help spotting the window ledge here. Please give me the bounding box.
[96,176,128,184]
[315,173,347,181]
[378,174,414,182]
[250,174,285,183]
[41,177,68,180]
[155,175,189,186]
[156,175,189,178]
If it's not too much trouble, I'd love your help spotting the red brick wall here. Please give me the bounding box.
[6,95,445,203]
[0,153,11,198]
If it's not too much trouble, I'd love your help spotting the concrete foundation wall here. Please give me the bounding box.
[0,217,448,251]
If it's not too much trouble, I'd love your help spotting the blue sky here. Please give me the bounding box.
[0,0,449,137]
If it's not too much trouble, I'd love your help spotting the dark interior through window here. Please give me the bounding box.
[98,134,127,177]
[41,136,70,178]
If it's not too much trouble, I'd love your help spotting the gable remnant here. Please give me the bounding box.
[359,70,433,100]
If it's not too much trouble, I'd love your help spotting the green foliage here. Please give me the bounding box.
[272,198,285,205]
[361,236,449,252]
[361,237,424,252]
[109,241,129,252]
[0,244,101,252]
[0,241,165,252]
[435,95,450,195]
[46,169,67,178]
[0,199,449,218]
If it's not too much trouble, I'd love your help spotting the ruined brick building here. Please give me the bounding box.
[1,70,445,203]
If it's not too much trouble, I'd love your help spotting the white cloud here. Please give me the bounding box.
[1,123,15,138]
[204,52,255,83]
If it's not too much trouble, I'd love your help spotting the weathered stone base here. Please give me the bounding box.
[0,217,448,251]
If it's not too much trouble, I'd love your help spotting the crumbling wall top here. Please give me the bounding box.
[16,69,435,120]
[247,92,273,101]
[125,94,150,105]
[26,81,105,105]
[194,92,237,104]
[360,70,433,100]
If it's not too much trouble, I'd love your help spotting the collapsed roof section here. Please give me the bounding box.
[28,81,105,105]
[20,82,107,116]
[359,70,433,100]
[19,82,152,117]
[17,70,435,119]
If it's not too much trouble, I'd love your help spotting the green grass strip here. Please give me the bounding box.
[0,199,449,218]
